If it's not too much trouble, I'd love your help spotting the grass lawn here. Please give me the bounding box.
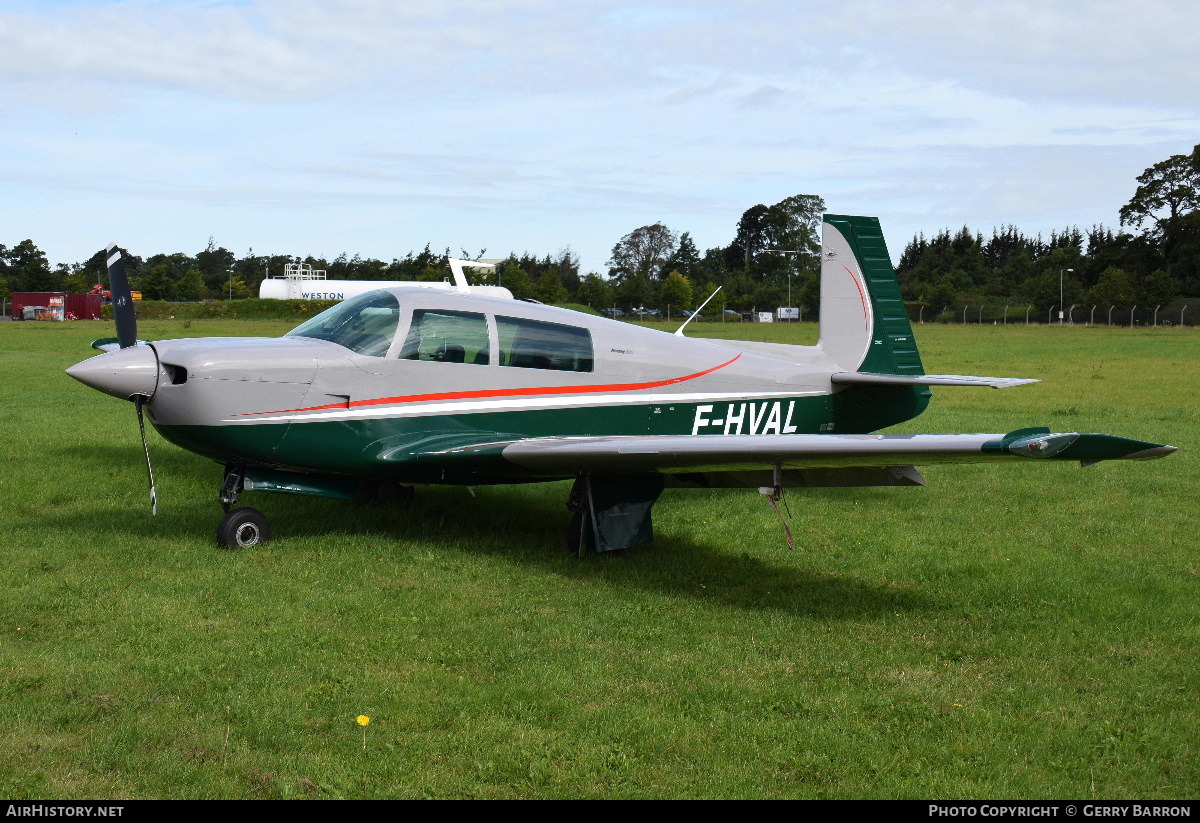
[0,317,1196,799]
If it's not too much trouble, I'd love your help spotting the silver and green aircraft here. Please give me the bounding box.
[66,215,1176,551]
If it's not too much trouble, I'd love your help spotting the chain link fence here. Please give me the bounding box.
[908,299,1200,328]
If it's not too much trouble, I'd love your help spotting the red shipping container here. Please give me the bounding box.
[11,292,104,320]
[11,292,65,320]
[65,293,103,320]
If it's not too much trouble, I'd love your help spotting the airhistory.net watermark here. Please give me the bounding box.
[5,807,123,817]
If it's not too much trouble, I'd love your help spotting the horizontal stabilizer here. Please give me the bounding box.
[498,428,1175,475]
[832,372,1038,389]
[91,337,149,352]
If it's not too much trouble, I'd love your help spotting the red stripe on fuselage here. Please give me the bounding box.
[232,353,743,418]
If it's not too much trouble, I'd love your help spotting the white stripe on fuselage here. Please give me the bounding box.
[221,389,824,425]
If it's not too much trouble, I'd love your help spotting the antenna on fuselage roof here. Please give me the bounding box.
[447,258,498,292]
[674,286,723,337]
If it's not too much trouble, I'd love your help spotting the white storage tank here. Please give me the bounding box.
[258,262,513,302]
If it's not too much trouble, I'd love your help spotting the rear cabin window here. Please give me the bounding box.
[399,310,491,365]
[497,316,593,372]
[285,290,399,357]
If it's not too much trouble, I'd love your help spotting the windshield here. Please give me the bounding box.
[285,291,400,356]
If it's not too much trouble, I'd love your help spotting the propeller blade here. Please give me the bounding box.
[106,244,138,349]
[135,397,158,516]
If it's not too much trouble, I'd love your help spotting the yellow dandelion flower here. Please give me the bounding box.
[357,715,370,726]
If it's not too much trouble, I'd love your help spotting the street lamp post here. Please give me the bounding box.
[1059,268,1074,323]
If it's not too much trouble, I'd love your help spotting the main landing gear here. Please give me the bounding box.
[566,475,665,555]
[217,462,271,549]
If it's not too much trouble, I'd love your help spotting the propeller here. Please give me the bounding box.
[106,244,158,515]
[106,244,138,349]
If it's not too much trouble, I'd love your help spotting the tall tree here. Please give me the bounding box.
[1119,145,1200,233]
[1087,267,1135,307]
[137,263,176,301]
[536,267,569,304]
[78,246,141,288]
[232,248,273,296]
[658,270,694,315]
[195,237,236,296]
[761,194,825,262]
[577,273,613,308]
[551,247,581,298]
[176,268,209,301]
[608,223,677,288]
[63,271,90,294]
[666,232,701,279]
[749,194,826,305]
[9,239,56,291]
[730,204,770,268]
[499,263,536,300]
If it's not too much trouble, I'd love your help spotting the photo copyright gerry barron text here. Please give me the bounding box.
[929,806,1193,819]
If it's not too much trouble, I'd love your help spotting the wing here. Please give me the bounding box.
[495,428,1175,476]
[831,372,1038,389]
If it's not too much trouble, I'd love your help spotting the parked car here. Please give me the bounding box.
[602,307,625,317]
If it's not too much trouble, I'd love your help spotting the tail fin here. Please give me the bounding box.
[817,215,924,376]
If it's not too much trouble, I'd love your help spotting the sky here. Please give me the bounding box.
[2,0,1198,275]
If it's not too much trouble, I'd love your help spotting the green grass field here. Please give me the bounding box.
[1,318,1196,799]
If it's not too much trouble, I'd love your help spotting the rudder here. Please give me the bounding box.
[818,215,924,376]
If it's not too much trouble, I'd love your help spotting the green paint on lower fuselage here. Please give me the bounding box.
[153,385,928,485]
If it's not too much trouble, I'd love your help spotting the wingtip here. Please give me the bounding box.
[1123,444,1178,460]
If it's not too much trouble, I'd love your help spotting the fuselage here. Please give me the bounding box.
[71,287,929,485]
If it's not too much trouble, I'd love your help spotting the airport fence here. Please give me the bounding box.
[908,299,1200,328]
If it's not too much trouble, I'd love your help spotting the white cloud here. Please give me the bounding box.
[0,3,342,102]
[0,1,1197,273]
[813,0,1200,109]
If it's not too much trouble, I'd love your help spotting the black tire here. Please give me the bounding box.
[217,507,271,549]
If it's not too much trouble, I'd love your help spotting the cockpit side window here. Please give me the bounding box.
[399,310,491,365]
[285,291,399,357]
[497,316,593,372]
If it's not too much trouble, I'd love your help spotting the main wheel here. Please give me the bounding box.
[217,507,271,549]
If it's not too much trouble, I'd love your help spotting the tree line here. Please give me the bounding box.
[594,146,1200,316]
[3,145,1197,316]
[897,146,1200,312]
[0,238,590,306]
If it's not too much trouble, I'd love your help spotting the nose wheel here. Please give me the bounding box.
[217,506,271,549]
[216,462,270,548]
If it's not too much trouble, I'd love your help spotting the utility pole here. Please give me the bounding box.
[765,248,801,320]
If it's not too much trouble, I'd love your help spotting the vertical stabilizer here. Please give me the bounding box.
[817,215,924,376]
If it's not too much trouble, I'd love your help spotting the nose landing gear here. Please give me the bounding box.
[217,506,271,549]
[217,462,271,549]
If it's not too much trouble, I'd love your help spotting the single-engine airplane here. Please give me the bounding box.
[67,215,1176,551]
